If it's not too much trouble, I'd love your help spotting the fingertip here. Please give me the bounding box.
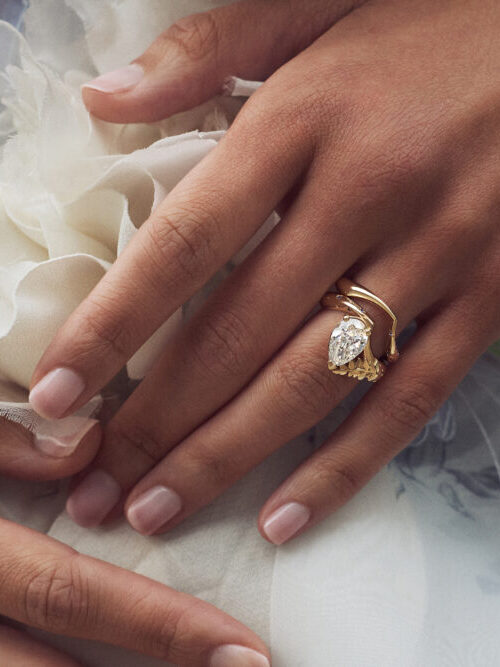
[259,502,311,546]
[66,469,121,527]
[82,63,144,95]
[81,76,177,124]
[34,418,99,459]
[125,485,183,536]
[29,367,86,421]
[0,419,102,481]
[209,644,271,667]
[81,63,158,123]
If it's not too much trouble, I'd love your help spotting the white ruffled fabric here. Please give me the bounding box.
[0,0,261,430]
[1,3,500,667]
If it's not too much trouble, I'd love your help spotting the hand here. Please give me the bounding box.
[29,0,500,544]
[0,419,270,666]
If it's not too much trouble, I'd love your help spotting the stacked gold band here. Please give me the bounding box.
[321,279,399,383]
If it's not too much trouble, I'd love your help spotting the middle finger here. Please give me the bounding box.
[121,276,422,536]
[65,167,379,526]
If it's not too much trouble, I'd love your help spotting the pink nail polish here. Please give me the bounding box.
[66,470,121,527]
[82,63,144,93]
[34,418,96,458]
[210,645,270,667]
[29,368,85,419]
[262,502,311,545]
[127,485,182,535]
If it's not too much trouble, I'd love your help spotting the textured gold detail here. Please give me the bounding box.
[322,292,388,383]
[328,356,384,382]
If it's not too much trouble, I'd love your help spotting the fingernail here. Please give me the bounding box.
[262,502,311,545]
[127,485,182,535]
[82,63,144,93]
[210,645,270,667]
[29,368,85,420]
[34,418,97,458]
[66,470,121,527]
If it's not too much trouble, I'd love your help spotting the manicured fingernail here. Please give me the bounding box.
[210,645,270,667]
[66,470,121,527]
[34,418,96,458]
[29,368,85,420]
[262,502,311,545]
[127,485,182,535]
[82,63,144,93]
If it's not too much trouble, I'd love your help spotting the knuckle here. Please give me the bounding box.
[154,602,203,661]
[145,204,218,290]
[77,296,134,360]
[242,74,331,150]
[385,378,441,434]
[24,555,89,632]
[271,351,338,423]
[297,63,434,195]
[352,135,427,197]
[106,421,165,464]
[188,307,252,380]
[311,454,361,502]
[271,60,362,141]
[187,441,240,490]
[164,11,220,63]
[154,613,180,659]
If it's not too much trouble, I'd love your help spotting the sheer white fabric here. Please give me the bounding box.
[1,3,500,666]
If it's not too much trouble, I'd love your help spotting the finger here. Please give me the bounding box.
[117,223,468,536]
[63,162,383,526]
[115,260,425,536]
[0,519,270,666]
[64,164,455,529]
[117,309,360,535]
[258,298,490,544]
[0,624,82,667]
[0,418,101,482]
[64,166,453,528]
[29,78,314,421]
[81,0,358,123]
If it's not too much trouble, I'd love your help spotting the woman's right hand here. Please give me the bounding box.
[0,418,270,667]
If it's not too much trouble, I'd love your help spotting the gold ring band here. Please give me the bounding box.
[337,277,399,363]
[321,279,399,383]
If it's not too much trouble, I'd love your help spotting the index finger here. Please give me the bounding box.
[29,86,310,420]
[0,519,270,666]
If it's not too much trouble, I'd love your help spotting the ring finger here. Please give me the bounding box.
[117,269,431,536]
[64,167,379,526]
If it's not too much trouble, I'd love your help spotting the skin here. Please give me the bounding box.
[0,420,270,664]
[29,0,500,545]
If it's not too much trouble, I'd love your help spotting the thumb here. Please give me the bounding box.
[0,417,101,481]
[81,0,357,123]
[0,519,271,666]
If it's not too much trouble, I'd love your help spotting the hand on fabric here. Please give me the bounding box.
[0,419,270,666]
[29,0,500,544]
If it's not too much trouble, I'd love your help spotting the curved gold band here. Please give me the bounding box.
[321,279,399,383]
[337,278,399,363]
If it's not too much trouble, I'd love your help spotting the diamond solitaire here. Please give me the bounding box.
[328,317,369,366]
[322,281,398,383]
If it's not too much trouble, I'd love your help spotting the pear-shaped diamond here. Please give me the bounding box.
[329,317,368,366]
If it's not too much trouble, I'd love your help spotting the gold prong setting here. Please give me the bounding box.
[328,317,369,367]
[322,280,399,383]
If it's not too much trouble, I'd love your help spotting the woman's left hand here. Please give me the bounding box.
[29,0,500,544]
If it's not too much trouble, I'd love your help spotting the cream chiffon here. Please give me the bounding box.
[1,2,500,666]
